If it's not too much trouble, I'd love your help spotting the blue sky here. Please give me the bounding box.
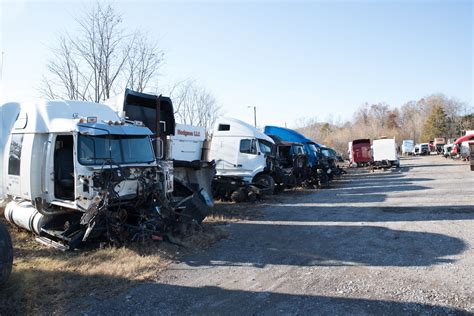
[0,0,472,128]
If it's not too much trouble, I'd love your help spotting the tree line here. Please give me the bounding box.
[296,94,474,155]
[40,2,221,132]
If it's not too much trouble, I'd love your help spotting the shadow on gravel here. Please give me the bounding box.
[405,163,467,169]
[77,282,471,315]
[258,205,474,222]
[4,269,469,315]
[183,224,466,268]
[338,177,433,189]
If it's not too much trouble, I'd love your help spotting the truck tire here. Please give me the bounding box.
[254,174,275,195]
[230,188,247,203]
[0,222,13,285]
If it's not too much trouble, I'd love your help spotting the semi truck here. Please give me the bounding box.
[267,135,310,190]
[210,117,279,202]
[349,139,372,166]
[106,89,215,223]
[0,99,181,250]
[433,138,445,154]
[264,126,331,187]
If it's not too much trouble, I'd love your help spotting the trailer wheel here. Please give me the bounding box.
[230,188,247,203]
[0,222,13,286]
[254,174,275,195]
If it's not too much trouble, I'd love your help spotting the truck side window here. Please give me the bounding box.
[218,124,230,131]
[8,134,23,176]
[240,139,257,155]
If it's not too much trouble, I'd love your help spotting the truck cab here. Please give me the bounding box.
[211,118,275,184]
[1,100,172,249]
[263,125,330,186]
[106,89,215,223]
[266,135,310,188]
[350,139,372,166]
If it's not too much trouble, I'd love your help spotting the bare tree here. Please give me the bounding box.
[125,33,164,93]
[294,93,469,157]
[167,79,221,133]
[40,2,163,102]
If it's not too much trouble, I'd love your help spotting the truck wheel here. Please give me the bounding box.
[230,188,247,203]
[254,174,275,195]
[0,222,13,285]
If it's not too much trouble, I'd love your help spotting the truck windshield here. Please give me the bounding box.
[307,143,320,155]
[78,134,155,165]
[258,139,274,155]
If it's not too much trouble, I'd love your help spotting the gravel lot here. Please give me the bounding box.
[79,156,474,315]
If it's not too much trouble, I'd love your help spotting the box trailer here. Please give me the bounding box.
[401,140,414,156]
[372,138,400,168]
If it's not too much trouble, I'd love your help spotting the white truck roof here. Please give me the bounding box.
[1,100,124,134]
[213,117,274,143]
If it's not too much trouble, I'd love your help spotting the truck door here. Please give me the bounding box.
[237,138,261,176]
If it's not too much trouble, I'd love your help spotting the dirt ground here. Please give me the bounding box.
[2,155,473,315]
[75,156,473,315]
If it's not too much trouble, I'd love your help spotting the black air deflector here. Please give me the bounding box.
[123,89,175,136]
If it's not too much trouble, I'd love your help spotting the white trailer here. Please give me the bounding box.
[372,138,400,168]
[0,100,174,249]
[401,140,414,156]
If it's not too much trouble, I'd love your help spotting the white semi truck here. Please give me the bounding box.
[0,100,175,249]
[210,117,278,202]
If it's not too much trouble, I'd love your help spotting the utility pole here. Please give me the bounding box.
[248,106,257,127]
[0,51,4,81]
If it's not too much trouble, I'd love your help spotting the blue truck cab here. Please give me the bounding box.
[263,126,321,167]
[264,126,332,186]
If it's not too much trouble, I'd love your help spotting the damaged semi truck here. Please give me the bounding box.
[0,100,189,250]
[264,125,331,187]
[106,89,215,226]
[266,135,311,190]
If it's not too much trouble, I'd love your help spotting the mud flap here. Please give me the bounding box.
[173,160,216,208]
[176,191,212,224]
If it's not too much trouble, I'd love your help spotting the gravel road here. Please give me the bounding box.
[79,156,474,315]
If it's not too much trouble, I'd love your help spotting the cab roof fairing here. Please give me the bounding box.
[267,134,304,147]
[3,100,130,134]
[214,117,274,144]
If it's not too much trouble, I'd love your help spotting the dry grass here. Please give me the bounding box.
[205,201,264,223]
[0,219,228,314]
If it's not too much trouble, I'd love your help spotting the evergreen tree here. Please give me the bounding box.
[421,105,448,141]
